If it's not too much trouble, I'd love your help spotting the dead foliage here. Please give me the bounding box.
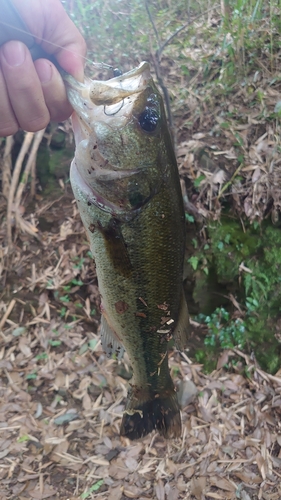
[176,95,281,223]
[151,8,281,223]
[1,6,281,498]
[0,197,281,500]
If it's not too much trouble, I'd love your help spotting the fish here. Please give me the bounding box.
[63,61,190,440]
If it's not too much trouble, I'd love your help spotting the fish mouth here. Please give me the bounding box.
[63,61,152,131]
[65,62,159,218]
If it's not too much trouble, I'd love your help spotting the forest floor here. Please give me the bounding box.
[1,193,281,500]
[2,6,281,499]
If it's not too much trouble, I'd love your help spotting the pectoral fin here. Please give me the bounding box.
[100,315,125,360]
[173,289,190,351]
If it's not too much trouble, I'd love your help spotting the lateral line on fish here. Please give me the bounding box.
[0,19,113,71]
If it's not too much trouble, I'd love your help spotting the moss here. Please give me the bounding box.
[207,217,262,283]
[191,216,281,374]
[49,147,74,178]
[246,316,281,373]
[192,269,229,315]
[195,349,217,372]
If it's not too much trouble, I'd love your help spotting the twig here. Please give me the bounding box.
[14,128,46,209]
[6,131,34,246]
[145,1,174,133]
[145,3,219,138]
[30,146,37,198]
[1,135,14,199]
[157,4,219,59]
[151,52,174,133]
[145,1,160,47]
[0,299,16,331]
[218,162,244,199]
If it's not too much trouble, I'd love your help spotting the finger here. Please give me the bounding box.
[0,41,50,132]
[34,58,73,122]
[12,0,87,81]
[40,2,87,82]
[0,68,19,137]
[54,39,87,82]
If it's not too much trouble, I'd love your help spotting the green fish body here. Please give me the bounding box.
[64,62,190,439]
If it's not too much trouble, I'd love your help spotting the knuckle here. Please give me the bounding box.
[20,112,50,133]
[49,102,72,123]
[0,122,19,137]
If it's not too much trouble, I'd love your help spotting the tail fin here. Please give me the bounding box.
[120,389,181,440]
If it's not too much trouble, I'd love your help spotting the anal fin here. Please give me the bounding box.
[100,315,125,360]
[173,288,190,351]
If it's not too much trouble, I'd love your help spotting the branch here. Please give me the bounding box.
[145,2,219,140]
[151,52,174,135]
[145,1,160,47]
[6,132,34,246]
[1,135,14,198]
[145,1,174,134]
[14,128,46,209]
[157,4,219,59]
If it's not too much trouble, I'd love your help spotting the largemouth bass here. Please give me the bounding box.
[64,62,190,440]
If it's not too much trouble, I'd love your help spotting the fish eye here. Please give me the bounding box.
[113,68,122,77]
[139,108,159,132]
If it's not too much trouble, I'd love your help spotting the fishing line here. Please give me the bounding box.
[0,19,114,71]
[103,99,125,116]
[0,18,126,113]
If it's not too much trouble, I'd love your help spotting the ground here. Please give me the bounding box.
[1,194,281,500]
[1,4,281,497]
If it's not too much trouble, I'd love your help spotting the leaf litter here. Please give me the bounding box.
[1,6,281,498]
[0,196,281,500]
[156,9,281,224]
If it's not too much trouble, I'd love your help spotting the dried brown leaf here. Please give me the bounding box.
[155,479,165,500]
[29,487,57,499]
[190,477,206,499]
[209,477,236,492]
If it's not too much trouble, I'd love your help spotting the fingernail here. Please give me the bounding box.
[36,60,53,83]
[2,41,26,66]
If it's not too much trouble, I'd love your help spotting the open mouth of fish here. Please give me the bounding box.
[64,62,158,218]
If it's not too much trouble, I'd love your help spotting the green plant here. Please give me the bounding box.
[59,295,70,303]
[81,480,104,499]
[60,306,67,318]
[62,278,84,292]
[185,213,195,223]
[191,219,281,373]
[197,307,246,349]
[72,256,85,270]
[49,340,62,347]
[17,434,30,443]
[35,352,48,361]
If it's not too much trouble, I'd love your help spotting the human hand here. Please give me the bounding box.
[0,0,86,136]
